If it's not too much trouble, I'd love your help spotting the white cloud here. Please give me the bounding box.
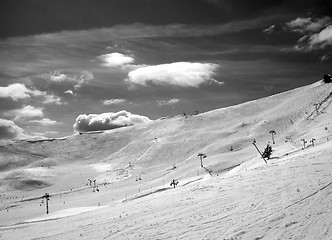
[157,98,180,106]
[49,70,68,82]
[26,132,48,139]
[73,110,151,132]
[287,17,312,32]
[28,131,59,139]
[320,54,331,62]
[64,89,75,95]
[287,17,331,33]
[4,105,44,121]
[126,62,221,88]
[309,25,332,48]
[74,71,94,90]
[285,16,332,51]
[45,70,94,90]
[0,83,67,105]
[0,83,30,100]
[43,94,67,105]
[0,118,26,139]
[0,83,45,101]
[102,99,126,105]
[98,53,135,68]
[29,118,60,126]
[263,25,275,34]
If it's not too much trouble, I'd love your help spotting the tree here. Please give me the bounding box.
[197,153,207,167]
[269,130,276,144]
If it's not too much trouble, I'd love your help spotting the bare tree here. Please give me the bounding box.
[197,153,207,168]
[269,130,276,144]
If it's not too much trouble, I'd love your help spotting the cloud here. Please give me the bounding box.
[0,83,30,100]
[73,110,151,132]
[74,71,94,90]
[126,62,221,88]
[287,17,312,32]
[0,118,26,139]
[308,25,332,48]
[4,105,44,121]
[64,89,75,95]
[49,70,68,82]
[287,17,331,33]
[320,54,332,62]
[157,99,180,106]
[45,70,94,90]
[284,16,332,51]
[0,83,44,101]
[263,25,275,34]
[29,118,60,126]
[98,53,135,68]
[0,83,67,105]
[102,99,126,105]
[43,94,67,105]
[2,20,273,50]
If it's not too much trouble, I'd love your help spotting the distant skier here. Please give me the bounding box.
[88,179,92,186]
[170,179,179,188]
[93,179,97,187]
[262,143,272,159]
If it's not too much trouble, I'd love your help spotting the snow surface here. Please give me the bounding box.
[0,80,332,239]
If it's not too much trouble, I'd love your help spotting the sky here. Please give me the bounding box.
[0,0,331,139]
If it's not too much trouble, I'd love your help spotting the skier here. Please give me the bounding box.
[262,143,272,159]
[170,179,179,188]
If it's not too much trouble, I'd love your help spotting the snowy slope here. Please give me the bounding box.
[0,80,332,239]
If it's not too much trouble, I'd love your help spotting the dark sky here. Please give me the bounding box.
[0,0,331,139]
[1,0,331,38]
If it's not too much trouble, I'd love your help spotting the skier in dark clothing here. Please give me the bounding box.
[170,179,179,188]
[262,143,272,159]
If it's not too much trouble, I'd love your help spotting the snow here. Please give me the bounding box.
[24,206,108,223]
[91,163,113,172]
[0,80,332,239]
